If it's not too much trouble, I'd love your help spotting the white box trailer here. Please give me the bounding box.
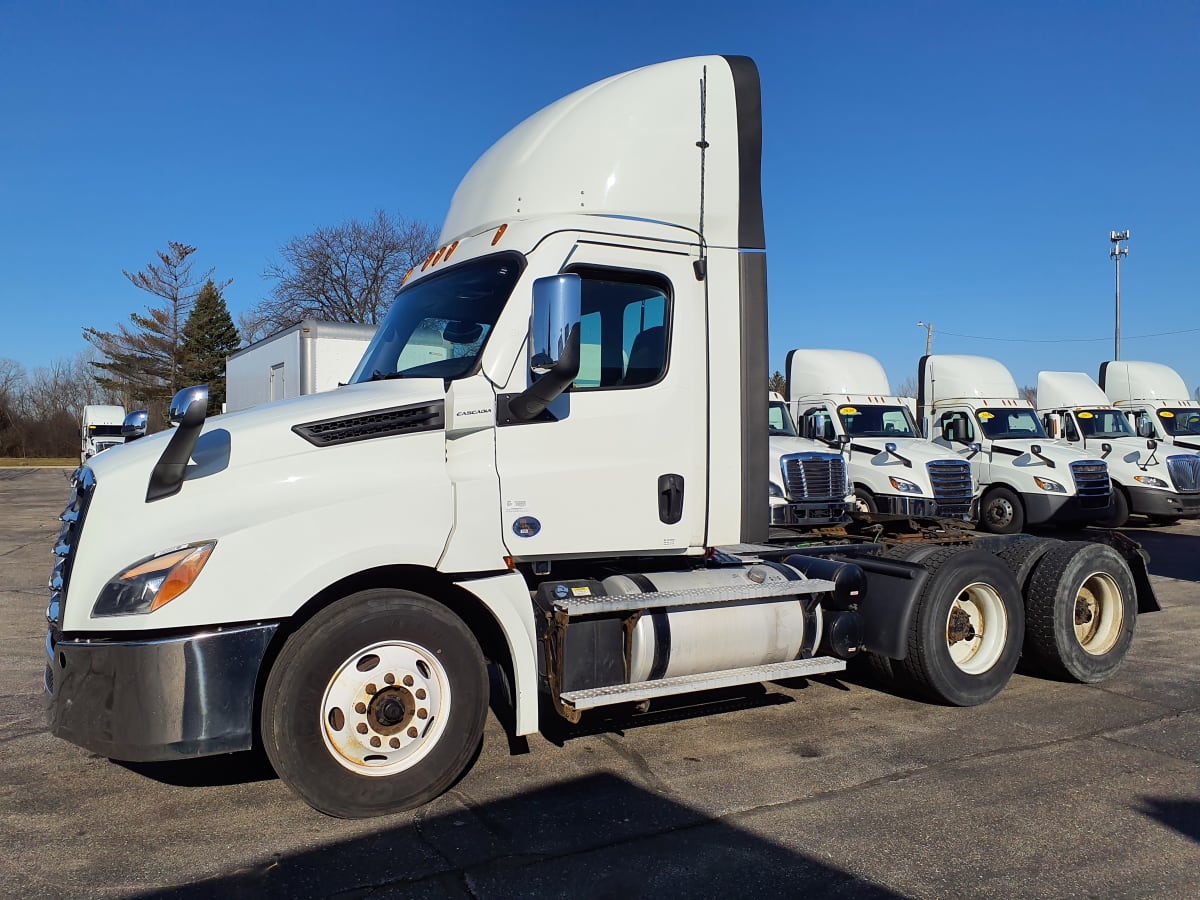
[224,320,377,412]
[80,405,126,464]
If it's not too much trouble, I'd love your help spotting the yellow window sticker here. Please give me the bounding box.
[1159,410,1175,418]
[570,586,592,597]
[978,411,994,420]
[839,406,858,415]
[1078,411,1094,419]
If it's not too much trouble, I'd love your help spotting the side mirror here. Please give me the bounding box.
[122,409,149,440]
[837,434,850,446]
[885,442,898,454]
[1137,420,1154,438]
[967,441,981,459]
[508,274,582,421]
[1031,444,1042,454]
[170,385,209,425]
[1147,438,1158,450]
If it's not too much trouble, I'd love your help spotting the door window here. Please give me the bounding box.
[569,268,670,390]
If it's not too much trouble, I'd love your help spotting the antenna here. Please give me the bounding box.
[694,66,709,281]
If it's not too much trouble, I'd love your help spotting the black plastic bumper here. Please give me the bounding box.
[45,623,277,762]
[1126,485,1200,518]
[1021,492,1111,527]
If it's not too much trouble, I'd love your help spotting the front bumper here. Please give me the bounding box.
[45,623,277,762]
[1126,485,1200,519]
[1022,492,1111,527]
[876,494,976,521]
[771,499,852,527]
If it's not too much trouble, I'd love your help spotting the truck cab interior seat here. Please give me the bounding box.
[623,326,665,386]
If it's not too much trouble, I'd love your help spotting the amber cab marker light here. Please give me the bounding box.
[431,247,446,267]
[421,252,436,272]
[491,224,508,246]
[444,241,460,261]
[401,267,414,285]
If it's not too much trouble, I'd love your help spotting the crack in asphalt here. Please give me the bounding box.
[598,733,675,797]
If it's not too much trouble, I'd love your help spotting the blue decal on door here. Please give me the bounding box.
[512,516,541,538]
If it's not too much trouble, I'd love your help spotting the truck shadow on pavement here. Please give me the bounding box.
[1140,797,1200,843]
[1115,529,1200,583]
[134,772,901,899]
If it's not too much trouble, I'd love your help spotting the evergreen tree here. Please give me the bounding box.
[768,370,787,395]
[181,280,240,415]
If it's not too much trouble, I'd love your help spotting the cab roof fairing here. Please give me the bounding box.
[437,56,759,253]
[1036,371,1112,411]
[786,349,893,401]
[1100,360,1192,404]
[921,354,1021,405]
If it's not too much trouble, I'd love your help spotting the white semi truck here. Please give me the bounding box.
[1100,360,1200,454]
[785,349,977,520]
[225,319,378,413]
[46,57,1157,818]
[80,405,126,464]
[918,354,1113,534]
[1037,371,1200,527]
[767,391,853,527]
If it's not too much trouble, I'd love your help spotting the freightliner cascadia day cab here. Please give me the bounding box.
[1100,360,1200,453]
[767,391,853,527]
[1037,371,1200,527]
[918,354,1113,534]
[80,405,127,464]
[46,57,1158,818]
[785,349,977,521]
[225,319,379,413]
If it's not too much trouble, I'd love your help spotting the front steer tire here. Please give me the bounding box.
[262,589,488,818]
[897,548,1025,706]
[1024,542,1136,683]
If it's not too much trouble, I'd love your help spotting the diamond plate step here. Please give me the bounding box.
[559,656,847,711]
[552,578,834,616]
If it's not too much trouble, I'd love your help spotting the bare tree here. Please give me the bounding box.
[894,377,918,398]
[1019,385,1037,405]
[244,211,437,341]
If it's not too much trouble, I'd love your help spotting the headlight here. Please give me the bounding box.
[769,481,785,498]
[1135,475,1168,488]
[92,542,216,616]
[888,477,923,494]
[1034,477,1066,492]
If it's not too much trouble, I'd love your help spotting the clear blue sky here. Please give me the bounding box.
[2,1,1197,395]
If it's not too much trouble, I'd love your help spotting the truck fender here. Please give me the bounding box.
[452,571,541,736]
[841,554,932,659]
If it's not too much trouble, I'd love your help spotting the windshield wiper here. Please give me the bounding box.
[370,370,409,381]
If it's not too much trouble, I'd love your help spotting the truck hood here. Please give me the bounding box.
[986,438,1104,469]
[843,436,964,470]
[65,379,454,631]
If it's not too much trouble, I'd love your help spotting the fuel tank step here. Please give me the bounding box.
[559,656,847,711]
[551,578,834,617]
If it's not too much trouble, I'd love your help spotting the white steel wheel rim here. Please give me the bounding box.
[853,495,871,513]
[1073,572,1123,656]
[944,582,1007,674]
[320,641,451,777]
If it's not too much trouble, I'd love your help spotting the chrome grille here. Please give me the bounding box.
[782,453,847,502]
[927,459,973,517]
[48,467,95,628]
[1069,460,1111,509]
[1167,455,1200,492]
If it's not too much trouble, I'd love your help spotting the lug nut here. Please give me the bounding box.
[370,736,381,748]
[407,727,418,738]
[384,673,395,684]
[416,688,427,700]
[355,702,366,714]
[389,738,401,749]
[417,708,428,720]
[356,723,368,734]
[365,683,377,694]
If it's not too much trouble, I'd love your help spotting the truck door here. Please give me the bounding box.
[495,240,707,559]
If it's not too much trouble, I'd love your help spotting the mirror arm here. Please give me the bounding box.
[508,325,581,422]
[1029,443,1056,468]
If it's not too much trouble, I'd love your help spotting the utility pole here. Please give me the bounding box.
[1110,230,1130,360]
[916,321,933,355]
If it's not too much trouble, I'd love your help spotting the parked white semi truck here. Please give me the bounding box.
[918,355,1113,534]
[225,319,378,413]
[1038,371,1200,527]
[46,57,1157,818]
[785,349,977,520]
[767,391,853,527]
[1100,360,1200,454]
[80,405,126,464]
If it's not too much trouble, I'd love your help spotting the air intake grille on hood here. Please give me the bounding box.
[293,401,445,447]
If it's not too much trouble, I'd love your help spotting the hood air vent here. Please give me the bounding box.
[293,401,446,447]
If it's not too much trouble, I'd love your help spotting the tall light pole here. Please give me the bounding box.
[1110,230,1130,360]
[916,321,933,355]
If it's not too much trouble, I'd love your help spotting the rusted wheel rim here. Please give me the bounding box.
[1073,572,1123,655]
[945,582,1007,674]
[320,641,450,776]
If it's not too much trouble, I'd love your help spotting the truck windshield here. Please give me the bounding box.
[1158,408,1200,436]
[88,425,124,437]
[768,401,797,436]
[1074,409,1134,438]
[350,252,523,384]
[835,404,917,438]
[976,408,1047,440]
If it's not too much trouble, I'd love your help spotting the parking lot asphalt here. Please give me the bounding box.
[1,468,1197,898]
